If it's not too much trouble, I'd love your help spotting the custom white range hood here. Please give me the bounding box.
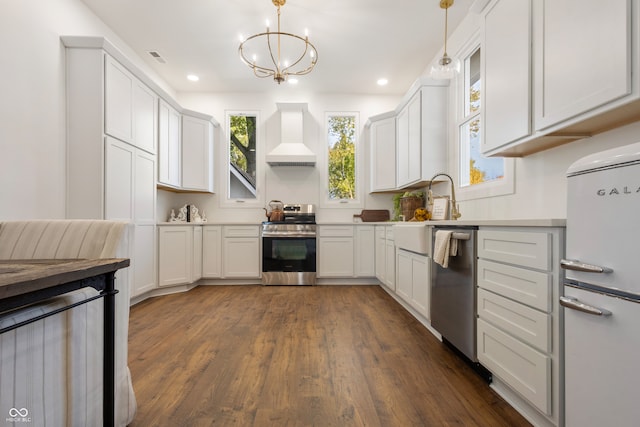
[266,103,316,166]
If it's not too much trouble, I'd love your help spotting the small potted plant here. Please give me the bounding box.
[392,190,425,221]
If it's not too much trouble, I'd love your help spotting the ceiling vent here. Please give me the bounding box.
[266,103,316,167]
[147,50,167,64]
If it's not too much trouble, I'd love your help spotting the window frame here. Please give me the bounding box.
[320,111,363,209]
[453,36,514,202]
[222,110,264,208]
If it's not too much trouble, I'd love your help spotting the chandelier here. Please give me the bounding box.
[238,0,318,84]
[430,0,460,79]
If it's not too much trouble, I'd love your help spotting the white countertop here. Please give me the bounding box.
[320,218,566,227]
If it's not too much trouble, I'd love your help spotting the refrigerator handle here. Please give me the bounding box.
[560,296,612,316]
[561,259,613,274]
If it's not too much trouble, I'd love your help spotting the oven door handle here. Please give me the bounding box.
[262,232,316,238]
[560,259,613,274]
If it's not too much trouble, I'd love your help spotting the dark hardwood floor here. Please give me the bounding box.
[127,285,530,426]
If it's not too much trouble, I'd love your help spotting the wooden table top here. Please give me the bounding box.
[0,258,130,300]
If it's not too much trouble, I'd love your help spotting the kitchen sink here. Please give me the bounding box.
[393,223,430,255]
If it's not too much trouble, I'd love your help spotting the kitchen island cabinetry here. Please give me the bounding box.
[482,0,640,157]
[222,226,260,279]
[476,227,564,427]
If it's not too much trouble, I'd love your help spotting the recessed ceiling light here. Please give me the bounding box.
[377,78,388,86]
[187,74,200,82]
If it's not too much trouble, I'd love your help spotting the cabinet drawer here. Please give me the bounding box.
[477,259,552,312]
[318,226,354,237]
[478,288,550,352]
[478,230,551,270]
[478,318,551,415]
[224,225,259,238]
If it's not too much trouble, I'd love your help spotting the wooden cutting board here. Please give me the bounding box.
[353,209,390,222]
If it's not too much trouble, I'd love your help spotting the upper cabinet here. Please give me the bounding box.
[105,55,157,154]
[368,78,448,192]
[181,112,215,193]
[368,112,396,192]
[482,0,640,157]
[482,0,532,154]
[158,99,182,188]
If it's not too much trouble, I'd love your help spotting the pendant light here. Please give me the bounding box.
[430,0,460,79]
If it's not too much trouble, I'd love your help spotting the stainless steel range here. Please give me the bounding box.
[262,204,316,285]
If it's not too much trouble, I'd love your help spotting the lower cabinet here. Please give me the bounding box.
[202,225,222,278]
[476,227,564,427]
[396,249,430,320]
[222,225,260,278]
[317,226,354,278]
[317,225,376,279]
[132,224,156,296]
[374,225,395,289]
[158,225,194,287]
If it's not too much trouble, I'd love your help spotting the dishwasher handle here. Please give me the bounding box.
[451,232,471,241]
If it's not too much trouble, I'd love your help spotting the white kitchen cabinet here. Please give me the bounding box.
[317,226,354,278]
[395,249,430,320]
[104,55,157,153]
[132,148,157,296]
[384,227,395,290]
[222,226,260,278]
[482,0,532,154]
[182,113,214,192]
[192,226,203,282]
[104,56,133,144]
[481,0,640,157]
[158,225,193,287]
[476,226,564,427]
[202,225,222,278]
[104,138,157,298]
[133,224,156,295]
[375,226,387,283]
[396,91,422,188]
[534,0,631,131]
[368,113,396,192]
[158,99,181,188]
[355,225,375,277]
[395,80,448,188]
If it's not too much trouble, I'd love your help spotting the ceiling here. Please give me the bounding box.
[79,0,474,96]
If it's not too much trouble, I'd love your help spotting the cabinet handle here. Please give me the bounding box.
[560,296,612,316]
[560,259,612,273]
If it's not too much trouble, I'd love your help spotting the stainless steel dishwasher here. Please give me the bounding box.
[430,226,483,372]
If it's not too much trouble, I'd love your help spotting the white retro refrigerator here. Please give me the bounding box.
[562,142,640,426]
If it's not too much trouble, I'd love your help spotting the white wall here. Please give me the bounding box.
[0,0,174,220]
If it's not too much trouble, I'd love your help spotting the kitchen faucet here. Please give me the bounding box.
[428,173,462,220]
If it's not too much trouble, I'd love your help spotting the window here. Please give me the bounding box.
[455,43,514,201]
[323,112,362,207]
[226,111,260,203]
